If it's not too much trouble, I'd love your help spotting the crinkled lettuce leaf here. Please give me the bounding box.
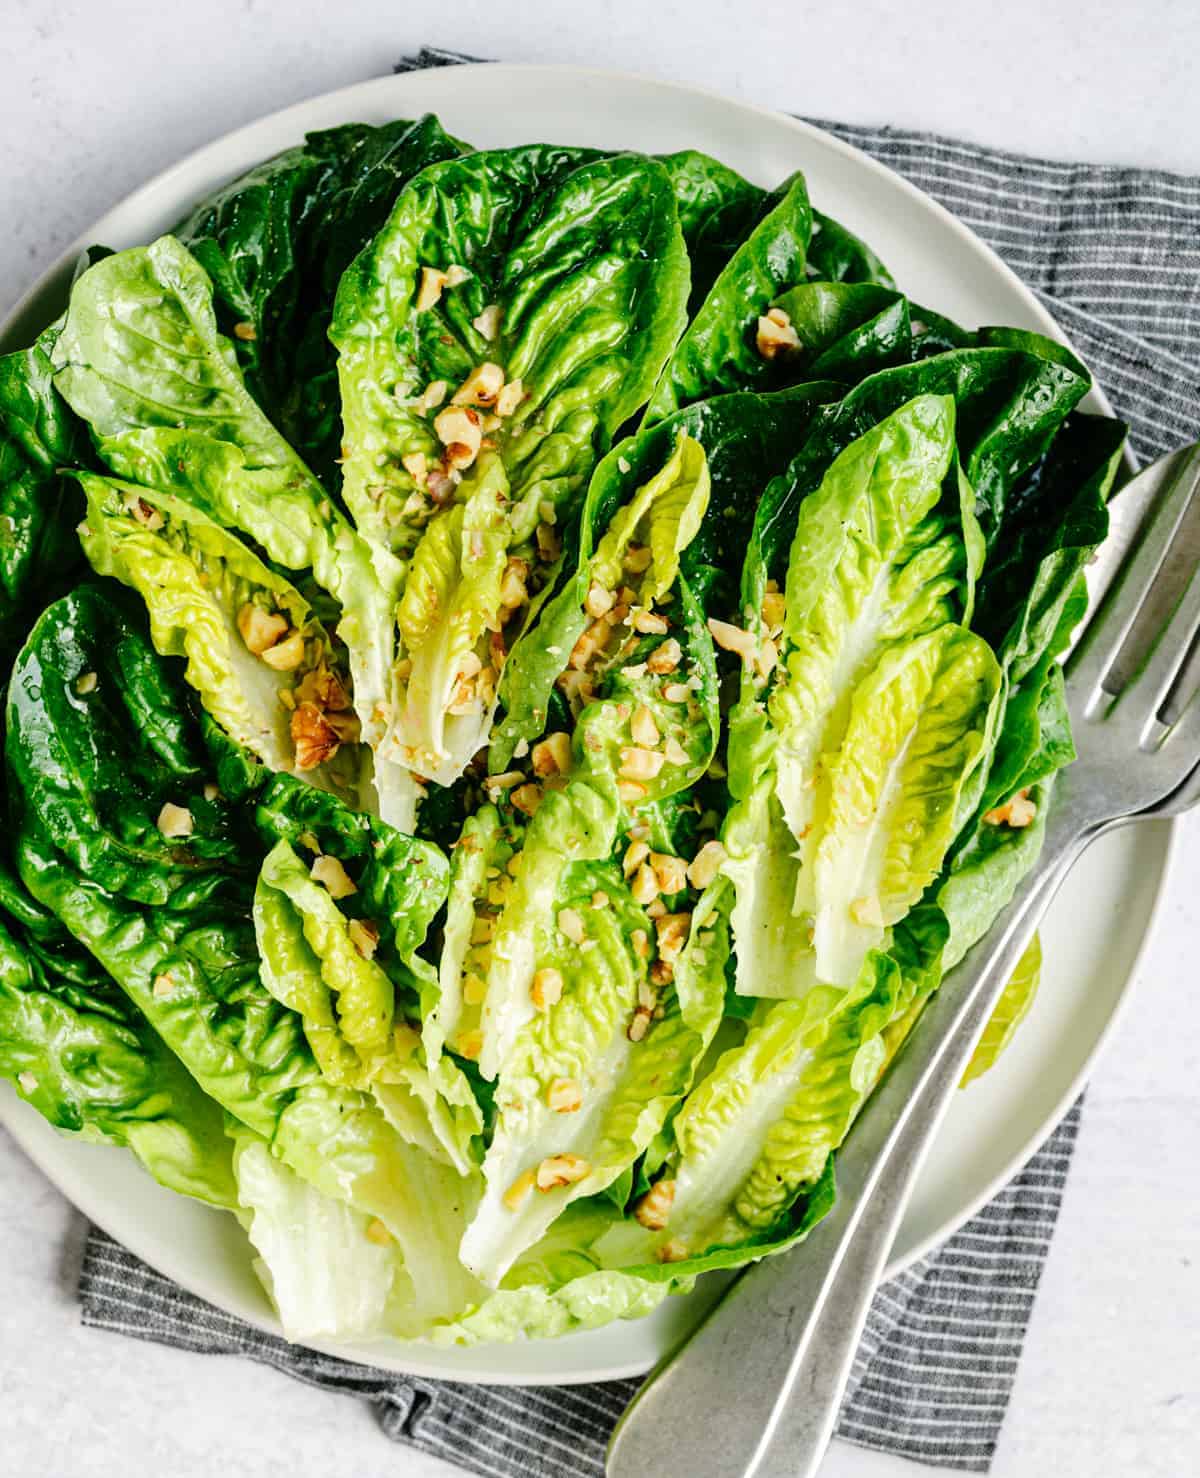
[48,236,418,828]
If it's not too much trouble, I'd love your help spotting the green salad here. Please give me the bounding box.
[0,116,1125,1345]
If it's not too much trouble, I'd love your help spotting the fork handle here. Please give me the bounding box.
[606,808,1093,1478]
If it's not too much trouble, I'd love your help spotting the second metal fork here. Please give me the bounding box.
[607,441,1200,1478]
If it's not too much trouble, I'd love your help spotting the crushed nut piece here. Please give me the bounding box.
[532,732,572,777]
[662,682,691,704]
[568,618,610,670]
[17,1072,38,1096]
[646,639,682,675]
[634,1179,677,1231]
[623,543,653,575]
[761,589,786,632]
[631,928,650,960]
[260,630,305,671]
[620,746,665,782]
[585,583,615,619]
[756,308,800,359]
[402,450,429,486]
[233,320,257,342]
[663,736,689,767]
[984,788,1037,829]
[536,1153,589,1191]
[557,908,586,945]
[531,967,564,1010]
[630,705,660,748]
[688,840,728,889]
[499,556,530,614]
[707,617,758,662]
[547,1077,583,1113]
[510,782,543,817]
[623,839,650,877]
[152,972,175,999]
[433,405,483,470]
[496,378,524,417]
[311,853,357,899]
[452,361,505,408]
[238,603,289,655]
[473,303,502,340]
[74,671,98,695]
[627,1006,652,1042]
[504,1169,537,1210]
[202,782,220,802]
[420,379,449,412]
[657,1238,688,1263]
[655,911,692,964]
[618,779,648,805]
[291,702,341,770]
[156,802,194,839]
[630,863,659,907]
[650,852,688,895]
[633,609,669,635]
[348,918,380,959]
[416,266,449,312]
[650,958,674,986]
[485,770,525,797]
[536,521,561,562]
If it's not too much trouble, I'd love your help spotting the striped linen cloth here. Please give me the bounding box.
[78,48,1200,1476]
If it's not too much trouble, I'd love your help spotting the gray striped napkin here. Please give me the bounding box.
[78,47,1200,1476]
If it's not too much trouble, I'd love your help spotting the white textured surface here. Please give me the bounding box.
[2,4,1199,1476]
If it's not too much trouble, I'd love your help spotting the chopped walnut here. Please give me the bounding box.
[585,583,615,619]
[485,770,525,798]
[237,603,289,655]
[617,778,648,806]
[630,705,660,748]
[623,839,650,877]
[657,1238,688,1264]
[634,1179,676,1231]
[646,639,682,675]
[260,630,306,671]
[511,782,543,817]
[416,266,449,312]
[568,618,611,671]
[152,972,175,999]
[984,787,1037,829]
[663,735,689,767]
[623,543,653,575]
[402,451,429,486]
[531,967,564,1010]
[557,908,586,945]
[650,852,688,895]
[311,854,357,899]
[655,911,692,964]
[630,863,659,907]
[688,840,728,889]
[755,307,800,359]
[420,379,449,412]
[496,378,524,417]
[547,1078,583,1114]
[620,746,665,782]
[156,802,194,839]
[348,918,380,959]
[761,585,786,633]
[473,304,502,340]
[662,681,691,704]
[74,671,98,696]
[631,928,650,960]
[452,361,505,408]
[632,610,669,636]
[627,1006,652,1042]
[291,702,341,770]
[233,320,257,342]
[532,732,572,777]
[433,405,483,470]
[536,1153,589,1191]
[707,617,758,663]
[535,521,561,563]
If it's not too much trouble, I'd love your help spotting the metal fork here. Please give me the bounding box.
[607,442,1200,1478]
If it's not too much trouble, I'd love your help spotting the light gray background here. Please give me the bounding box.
[2,4,1197,1476]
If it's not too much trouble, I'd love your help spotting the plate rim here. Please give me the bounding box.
[0,60,1175,1383]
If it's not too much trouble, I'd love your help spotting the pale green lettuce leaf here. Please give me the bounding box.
[460,862,726,1286]
[232,1128,412,1342]
[48,236,418,827]
[76,471,363,802]
[962,932,1042,1087]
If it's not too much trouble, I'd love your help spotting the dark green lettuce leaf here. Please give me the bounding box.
[178,116,464,488]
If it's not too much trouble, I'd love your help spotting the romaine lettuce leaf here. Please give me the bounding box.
[76,471,364,801]
[645,173,813,421]
[961,932,1042,1086]
[177,115,463,487]
[48,236,418,828]
[331,148,689,784]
